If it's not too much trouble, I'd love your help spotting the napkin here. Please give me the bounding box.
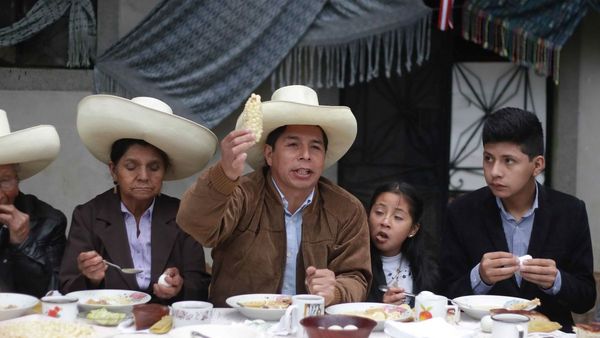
[385,317,476,338]
[267,306,297,336]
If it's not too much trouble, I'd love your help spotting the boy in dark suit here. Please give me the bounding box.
[442,107,595,330]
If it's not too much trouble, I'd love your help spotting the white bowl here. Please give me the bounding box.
[66,289,150,313]
[452,295,534,319]
[172,300,213,327]
[0,293,39,321]
[225,294,290,321]
[326,302,413,331]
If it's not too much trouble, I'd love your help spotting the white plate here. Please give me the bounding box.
[169,324,260,338]
[0,293,39,321]
[326,302,413,331]
[66,289,151,313]
[225,294,290,321]
[452,295,535,319]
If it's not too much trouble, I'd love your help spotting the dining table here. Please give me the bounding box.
[0,307,576,338]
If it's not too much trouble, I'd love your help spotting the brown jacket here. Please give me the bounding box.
[177,165,372,307]
[59,190,210,304]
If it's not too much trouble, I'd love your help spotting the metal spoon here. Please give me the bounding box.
[191,331,211,338]
[378,285,415,297]
[103,260,143,274]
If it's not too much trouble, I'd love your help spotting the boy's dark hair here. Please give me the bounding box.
[265,125,329,151]
[482,107,544,159]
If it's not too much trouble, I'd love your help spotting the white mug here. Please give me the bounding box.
[172,301,213,327]
[41,295,79,321]
[290,294,324,331]
[491,313,529,338]
[414,291,460,323]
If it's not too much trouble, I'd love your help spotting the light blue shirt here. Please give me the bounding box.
[121,200,154,289]
[272,179,314,296]
[470,185,562,295]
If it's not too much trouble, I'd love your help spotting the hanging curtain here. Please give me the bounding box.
[94,0,432,128]
[0,0,96,67]
[462,0,597,83]
[271,0,432,88]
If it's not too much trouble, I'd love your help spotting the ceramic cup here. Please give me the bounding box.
[172,301,213,327]
[414,291,460,323]
[289,294,325,331]
[41,295,79,321]
[491,313,529,338]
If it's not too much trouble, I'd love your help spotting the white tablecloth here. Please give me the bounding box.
[0,308,575,338]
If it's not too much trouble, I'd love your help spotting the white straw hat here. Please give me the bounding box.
[77,95,218,180]
[0,109,60,179]
[237,85,357,169]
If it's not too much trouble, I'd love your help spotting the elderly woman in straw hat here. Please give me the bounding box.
[59,96,217,303]
[177,85,371,307]
[0,109,66,298]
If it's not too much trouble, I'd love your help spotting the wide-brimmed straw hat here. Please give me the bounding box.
[0,109,60,180]
[77,95,218,181]
[237,85,357,169]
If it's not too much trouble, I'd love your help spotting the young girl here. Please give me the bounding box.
[367,181,439,305]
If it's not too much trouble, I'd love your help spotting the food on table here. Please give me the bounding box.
[503,297,541,310]
[574,322,600,338]
[490,308,561,333]
[480,315,493,332]
[321,324,358,331]
[344,304,413,322]
[84,291,147,306]
[238,296,291,309]
[149,315,173,334]
[0,304,17,310]
[239,93,263,140]
[0,320,95,338]
[132,303,170,330]
[86,307,127,326]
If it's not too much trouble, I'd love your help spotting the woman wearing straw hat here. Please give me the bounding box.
[59,96,217,303]
[177,85,371,307]
[0,109,66,298]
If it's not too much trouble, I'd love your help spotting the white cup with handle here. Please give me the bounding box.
[491,313,529,338]
[289,294,324,332]
[414,291,460,323]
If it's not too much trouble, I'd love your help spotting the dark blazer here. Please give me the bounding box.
[0,192,66,298]
[59,189,210,304]
[441,184,595,330]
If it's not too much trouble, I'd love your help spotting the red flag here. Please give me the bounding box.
[438,0,454,31]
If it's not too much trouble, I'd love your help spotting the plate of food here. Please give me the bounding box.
[225,294,291,321]
[66,289,151,313]
[0,293,39,321]
[452,295,540,319]
[325,302,413,331]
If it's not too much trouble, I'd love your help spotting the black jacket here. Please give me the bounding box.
[367,234,440,305]
[441,184,595,331]
[0,192,67,297]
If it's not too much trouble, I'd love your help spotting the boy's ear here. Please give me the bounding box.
[532,155,545,176]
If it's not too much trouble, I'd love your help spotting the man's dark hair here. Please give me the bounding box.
[482,107,544,159]
[265,125,329,151]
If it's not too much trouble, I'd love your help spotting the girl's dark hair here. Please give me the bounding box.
[482,107,544,159]
[110,138,171,169]
[368,181,439,294]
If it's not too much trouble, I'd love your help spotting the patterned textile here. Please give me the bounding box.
[462,0,596,83]
[271,0,432,88]
[0,0,96,68]
[94,0,431,128]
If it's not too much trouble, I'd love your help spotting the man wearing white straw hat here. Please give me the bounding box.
[0,109,66,298]
[178,85,371,307]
